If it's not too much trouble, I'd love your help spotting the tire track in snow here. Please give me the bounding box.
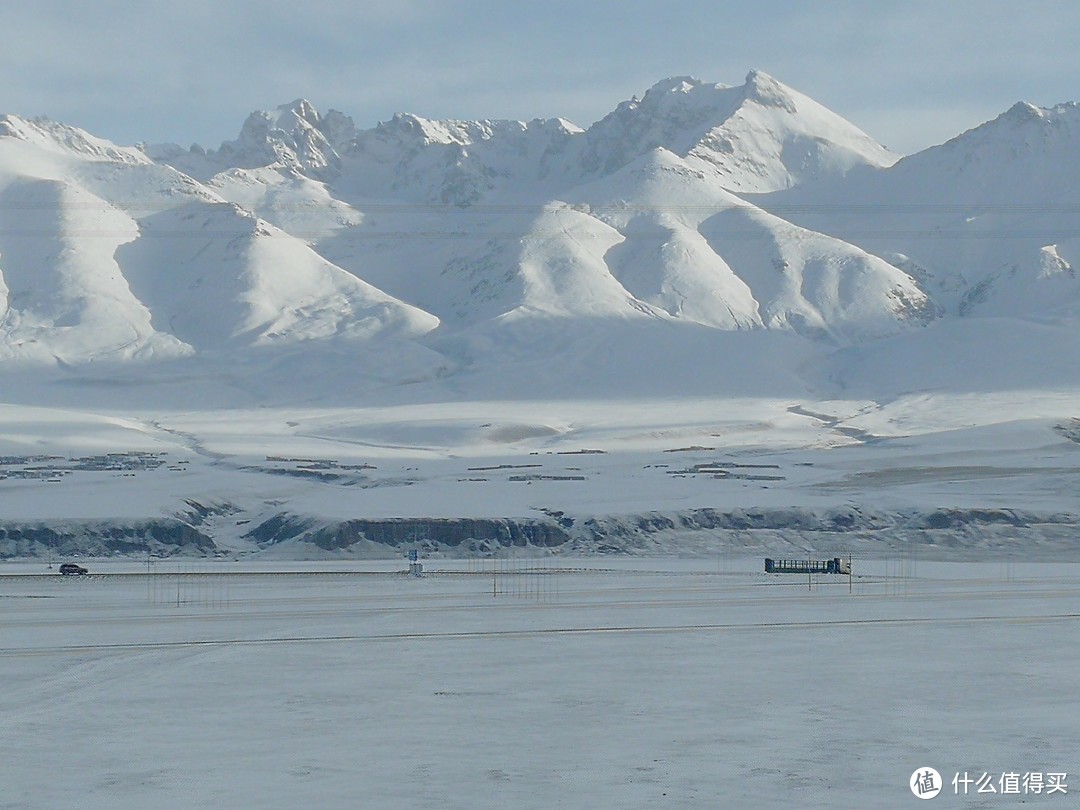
[4,612,1077,657]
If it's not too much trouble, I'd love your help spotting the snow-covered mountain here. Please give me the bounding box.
[1,72,1078,401]
[576,71,897,192]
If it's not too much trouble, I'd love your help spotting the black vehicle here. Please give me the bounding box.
[59,563,88,576]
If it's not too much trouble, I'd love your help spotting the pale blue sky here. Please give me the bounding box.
[3,0,1079,154]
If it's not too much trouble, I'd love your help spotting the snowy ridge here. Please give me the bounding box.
[145,99,359,181]
[571,147,932,340]
[0,178,187,364]
[0,117,439,368]
[114,202,439,350]
[0,114,150,166]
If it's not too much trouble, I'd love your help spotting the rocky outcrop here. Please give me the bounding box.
[250,516,572,554]
[0,520,216,558]
[4,506,1078,560]
[240,506,1080,559]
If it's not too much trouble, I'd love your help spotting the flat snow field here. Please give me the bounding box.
[2,559,1078,808]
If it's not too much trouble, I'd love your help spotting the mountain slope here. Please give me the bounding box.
[0,178,186,364]
[762,101,1080,320]
[135,73,922,352]
[577,71,897,193]
[0,113,442,370]
[572,147,932,341]
[114,202,439,351]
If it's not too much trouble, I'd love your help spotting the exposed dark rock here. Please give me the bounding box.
[301,517,572,552]
[4,506,1078,560]
[243,513,316,545]
[182,499,242,526]
[0,520,216,558]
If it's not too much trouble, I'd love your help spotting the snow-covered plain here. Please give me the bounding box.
[2,559,1077,808]
[1,390,1079,557]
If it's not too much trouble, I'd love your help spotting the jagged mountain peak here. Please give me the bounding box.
[1002,100,1044,121]
[890,97,1080,193]
[639,75,720,98]
[633,70,798,112]
[614,70,799,125]
[146,72,894,199]
[619,75,736,118]
[371,112,579,148]
[277,98,321,124]
[339,112,585,205]
[995,99,1080,125]
[580,71,893,192]
[937,98,1080,151]
[374,112,484,146]
[242,99,357,146]
[138,99,363,182]
[741,69,798,113]
[207,99,352,177]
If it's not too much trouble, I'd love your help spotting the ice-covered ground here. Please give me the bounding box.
[1,558,1076,808]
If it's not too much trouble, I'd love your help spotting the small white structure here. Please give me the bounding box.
[407,548,423,577]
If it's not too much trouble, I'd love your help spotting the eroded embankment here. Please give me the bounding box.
[5,506,1076,559]
[0,520,216,558]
